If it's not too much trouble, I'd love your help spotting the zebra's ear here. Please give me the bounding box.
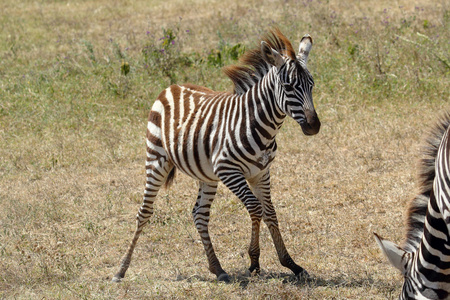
[298,34,313,64]
[374,232,408,275]
[261,41,284,69]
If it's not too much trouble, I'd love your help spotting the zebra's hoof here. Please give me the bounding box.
[296,269,310,280]
[217,273,230,282]
[246,265,261,277]
[111,276,123,283]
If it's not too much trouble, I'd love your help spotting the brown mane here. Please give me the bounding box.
[223,28,296,95]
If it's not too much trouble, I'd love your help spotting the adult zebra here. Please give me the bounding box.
[113,28,321,283]
[374,113,450,299]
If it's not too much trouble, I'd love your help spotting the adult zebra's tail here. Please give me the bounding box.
[403,112,450,253]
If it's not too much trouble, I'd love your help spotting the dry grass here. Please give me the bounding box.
[0,0,449,299]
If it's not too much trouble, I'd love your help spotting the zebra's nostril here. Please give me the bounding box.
[301,109,320,135]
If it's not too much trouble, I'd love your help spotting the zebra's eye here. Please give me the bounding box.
[283,83,294,91]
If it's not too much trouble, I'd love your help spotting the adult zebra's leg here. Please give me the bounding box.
[250,171,307,278]
[192,182,230,281]
[112,152,173,282]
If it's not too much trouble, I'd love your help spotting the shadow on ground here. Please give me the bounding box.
[173,269,396,291]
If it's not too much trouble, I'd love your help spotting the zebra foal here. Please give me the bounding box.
[113,28,321,282]
[375,113,450,299]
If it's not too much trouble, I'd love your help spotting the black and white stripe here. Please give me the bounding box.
[375,113,450,299]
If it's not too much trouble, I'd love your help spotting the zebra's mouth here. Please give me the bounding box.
[300,109,321,136]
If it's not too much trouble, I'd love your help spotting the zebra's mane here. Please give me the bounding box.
[403,112,450,252]
[223,28,296,95]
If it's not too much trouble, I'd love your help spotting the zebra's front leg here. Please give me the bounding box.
[247,215,261,275]
[265,218,307,278]
[192,182,230,282]
[249,170,308,278]
[216,170,264,276]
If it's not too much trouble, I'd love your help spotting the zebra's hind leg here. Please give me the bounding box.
[112,154,174,282]
[192,182,230,282]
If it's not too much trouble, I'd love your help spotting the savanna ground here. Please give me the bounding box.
[0,0,449,298]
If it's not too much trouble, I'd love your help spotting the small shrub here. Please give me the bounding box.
[142,24,192,84]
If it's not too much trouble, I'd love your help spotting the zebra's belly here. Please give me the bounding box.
[211,148,275,181]
[167,149,275,184]
[164,131,276,183]
[168,152,220,183]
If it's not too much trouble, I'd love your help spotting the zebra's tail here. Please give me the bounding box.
[164,167,176,189]
[403,112,450,252]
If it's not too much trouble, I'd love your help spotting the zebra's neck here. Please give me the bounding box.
[237,67,286,142]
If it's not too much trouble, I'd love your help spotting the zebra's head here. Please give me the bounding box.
[374,233,448,300]
[261,35,320,136]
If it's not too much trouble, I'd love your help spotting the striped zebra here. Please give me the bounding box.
[374,113,450,299]
[113,28,321,283]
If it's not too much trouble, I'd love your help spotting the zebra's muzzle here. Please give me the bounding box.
[301,109,320,136]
